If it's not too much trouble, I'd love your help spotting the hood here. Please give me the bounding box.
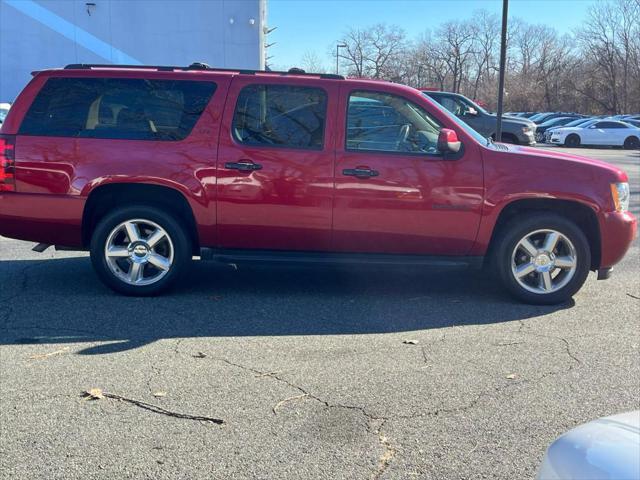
[509,145,627,180]
[537,411,640,480]
[489,114,535,128]
[550,126,584,134]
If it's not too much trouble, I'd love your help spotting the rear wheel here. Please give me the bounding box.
[90,206,191,296]
[623,136,639,150]
[494,213,591,304]
[564,134,580,147]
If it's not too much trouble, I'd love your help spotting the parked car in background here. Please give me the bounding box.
[0,64,636,303]
[535,116,583,142]
[422,90,536,145]
[505,111,537,118]
[543,118,595,143]
[624,119,640,129]
[537,411,640,480]
[550,120,640,148]
[530,112,585,125]
[0,103,10,124]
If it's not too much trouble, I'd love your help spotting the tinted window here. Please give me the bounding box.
[19,77,216,140]
[347,91,442,154]
[232,85,327,150]
[595,121,627,129]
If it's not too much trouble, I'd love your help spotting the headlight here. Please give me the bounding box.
[611,182,630,212]
[522,126,533,133]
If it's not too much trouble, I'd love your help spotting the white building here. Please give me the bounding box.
[0,0,266,102]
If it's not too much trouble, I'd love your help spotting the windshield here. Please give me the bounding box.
[529,113,551,122]
[576,119,598,128]
[422,93,492,146]
[563,118,591,127]
[540,117,572,127]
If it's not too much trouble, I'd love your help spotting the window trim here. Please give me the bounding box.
[17,77,217,142]
[230,83,330,152]
[344,89,448,159]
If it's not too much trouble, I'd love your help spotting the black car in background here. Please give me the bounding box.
[534,116,584,141]
[529,112,585,125]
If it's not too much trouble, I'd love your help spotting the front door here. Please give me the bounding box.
[216,77,337,251]
[332,88,484,255]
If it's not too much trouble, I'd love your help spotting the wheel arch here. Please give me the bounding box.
[485,198,601,270]
[624,134,639,148]
[82,183,200,253]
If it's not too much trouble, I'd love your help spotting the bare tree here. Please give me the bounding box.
[300,51,327,73]
[336,24,407,78]
[433,20,477,92]
[329,0,639,114]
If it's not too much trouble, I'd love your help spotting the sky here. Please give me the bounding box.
[267,0,598,70]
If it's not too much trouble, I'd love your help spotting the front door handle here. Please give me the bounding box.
[225,161,262,172]
[342,167,379,178]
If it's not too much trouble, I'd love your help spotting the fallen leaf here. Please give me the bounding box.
[193,352,207,359]
[505,374,517,380]
[153,391,167,398]
[403,339,419,345]
[83,388,104,400]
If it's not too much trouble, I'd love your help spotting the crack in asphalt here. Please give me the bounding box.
[214,357,398,479]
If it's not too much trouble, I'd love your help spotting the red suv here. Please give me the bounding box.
[0,64,636,304]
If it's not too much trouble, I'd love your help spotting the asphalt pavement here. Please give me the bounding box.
[1,147,638,479]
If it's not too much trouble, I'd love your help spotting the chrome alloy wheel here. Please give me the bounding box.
[511,229,578,294]
[104,219,174,286]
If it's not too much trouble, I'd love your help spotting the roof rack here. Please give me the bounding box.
[63,63,345,80]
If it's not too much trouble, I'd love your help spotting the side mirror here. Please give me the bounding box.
[437,128,461,154]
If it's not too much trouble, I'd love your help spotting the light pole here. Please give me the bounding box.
[495,0,509,142]
[336,43,347,75]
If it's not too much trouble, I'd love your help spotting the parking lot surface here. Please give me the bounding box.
[1,147,638,479]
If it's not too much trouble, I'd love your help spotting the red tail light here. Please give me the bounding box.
[0,134,16,192]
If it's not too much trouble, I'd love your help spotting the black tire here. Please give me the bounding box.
[564,134,580,148]
[493,213,591,305]
[90,205,192,296]
[623,136,640,150]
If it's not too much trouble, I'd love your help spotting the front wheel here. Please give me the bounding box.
[494,213,591,305]
[564,134,580,148]
[90,206,191,296]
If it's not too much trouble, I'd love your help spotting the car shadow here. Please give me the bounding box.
[0,257,573,355]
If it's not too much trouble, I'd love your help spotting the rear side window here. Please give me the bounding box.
[595,121,626,129]
[232,84,327,150]
[19,77,217,141]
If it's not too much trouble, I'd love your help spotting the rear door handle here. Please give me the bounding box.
[342,167,379,178]
[225,161,262,171]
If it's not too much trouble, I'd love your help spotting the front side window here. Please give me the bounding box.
[595,121,626,129]
[232,84,327,150]
[19,78,217,141]
[346,91,442,154]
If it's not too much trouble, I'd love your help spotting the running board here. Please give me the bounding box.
[200,248,483,269]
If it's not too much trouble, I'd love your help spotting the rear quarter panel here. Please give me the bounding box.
[3,70,231,247]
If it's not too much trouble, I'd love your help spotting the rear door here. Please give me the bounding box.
[216,76,338,251]
[332,86,484,255]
